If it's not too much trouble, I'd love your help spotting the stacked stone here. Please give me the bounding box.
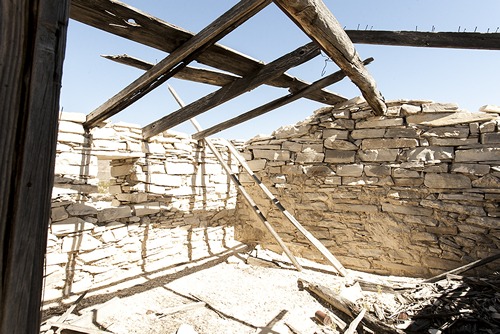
[47,116,243,302]
[54,112,98,196]
[109,132,238,214]
[237,98,500,277]
[45,200,240,301]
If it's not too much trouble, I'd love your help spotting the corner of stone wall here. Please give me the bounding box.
[46,113,243,302]
[235,98,500,277]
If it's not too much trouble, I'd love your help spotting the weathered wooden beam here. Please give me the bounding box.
[70,0,345,106]
[84,0,270,128]
[298,279,404,334]
[0,0,70,332]
[347,30,500,50]
[102,54,240,86]
[273,0,386,116]
[193,57,373,140]
[143,42,320,138]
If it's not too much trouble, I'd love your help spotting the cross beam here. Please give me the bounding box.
[273,0,387,116]
[84,0,271,128]
[142,42,321,138]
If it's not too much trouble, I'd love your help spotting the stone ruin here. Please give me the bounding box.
[44,99,499,303]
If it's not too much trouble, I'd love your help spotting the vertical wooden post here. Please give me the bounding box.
[0,0,70,332]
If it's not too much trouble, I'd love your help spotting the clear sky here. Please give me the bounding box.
[60,0,500,140]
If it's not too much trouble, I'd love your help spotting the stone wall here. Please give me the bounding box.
[45,113,242,302]
[235,98,500,277]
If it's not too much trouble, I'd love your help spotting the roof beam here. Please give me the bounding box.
[70,0,345,106]
[142,42,320,139]
[193,57,374,140]
[84,0,270,128]
[346,30,500,50]
[102,54,240,86]
[273,0,386,116]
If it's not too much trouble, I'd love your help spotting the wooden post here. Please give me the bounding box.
[273,0,387,116]
[0,0,70,332]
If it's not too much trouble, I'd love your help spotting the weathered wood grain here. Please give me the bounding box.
[193,57,373,140]
[0,0,70,332]
[143,42,320,139]
[84,0,270,128]
[273,0,386,116]
[102,54,240,86]
[347,30,500,50]
[70,0,345,106]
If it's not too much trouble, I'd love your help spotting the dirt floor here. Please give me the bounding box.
[41,247,499,334]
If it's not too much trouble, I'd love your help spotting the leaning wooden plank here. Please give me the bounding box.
[298,279,404,334]
[223,141,347,276]
[70,0,345,106]
[424,253,500,283]
[102,54,240,86]
[84,0,270,128]
[0,1,69,333]
[347,30,500,50]
[55,292,88,328]
[193,57,373,140]
[48,322,111,334]
[273,0,386,116]
[143,42,320,138]
[168,86,303,271]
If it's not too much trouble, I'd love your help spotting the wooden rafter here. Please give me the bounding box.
[70,0,346,107]
[84,0,271,128]
[143,42,321,139]
[193,57,374,140]
[104,53,373,139]
[273,0,387,116]
[347,30,500,50]
[102,54,240,86]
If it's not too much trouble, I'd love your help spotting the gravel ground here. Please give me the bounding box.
[41,249,417,334]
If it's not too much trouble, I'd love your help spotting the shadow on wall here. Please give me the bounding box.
[46,113,243,309]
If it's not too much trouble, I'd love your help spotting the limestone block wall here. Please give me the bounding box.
[235,99,500,277]
[45,113,241,302]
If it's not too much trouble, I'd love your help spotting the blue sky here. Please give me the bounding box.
[61,0,500,140]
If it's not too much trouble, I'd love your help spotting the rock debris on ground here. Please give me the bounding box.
[41,248,499,334]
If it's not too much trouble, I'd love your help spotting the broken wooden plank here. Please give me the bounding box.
[273,0,386,116]
[70,0,345,106]
[424,253,500,283]
[157,302,206,318]
[346,30,500,50]
[298,279,404,334]
[84,0,270,128]
[47,322,111,334]
[193,57,373,140]
[167,85,303,271]
[143,42,320,138]
[102,54,240,86]
[344,308,366,334]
